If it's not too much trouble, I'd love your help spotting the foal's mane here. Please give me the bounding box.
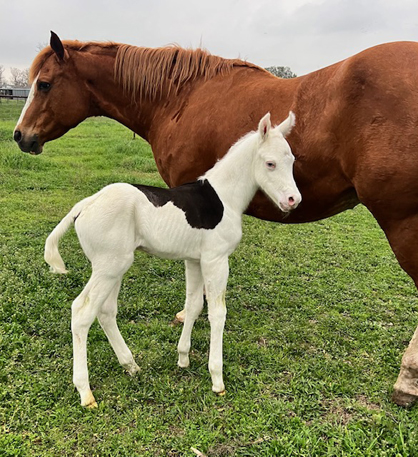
[30,40,264,101]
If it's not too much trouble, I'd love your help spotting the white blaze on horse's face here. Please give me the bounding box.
[16,74,38,127]
[255,112,301,213]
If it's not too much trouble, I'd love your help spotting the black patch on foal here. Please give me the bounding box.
[133,180,224,229]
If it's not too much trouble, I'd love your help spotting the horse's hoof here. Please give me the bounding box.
[217,390,226,397]
[392,389,418,408]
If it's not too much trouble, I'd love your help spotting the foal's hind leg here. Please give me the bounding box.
[72,255,134,407]
[97,280,140,376]
[177,260,204,367]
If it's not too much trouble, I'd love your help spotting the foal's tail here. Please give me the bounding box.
[44,197,90,274]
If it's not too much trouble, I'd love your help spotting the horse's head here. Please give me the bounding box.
[14,32,91,154]
[254,112,301,213]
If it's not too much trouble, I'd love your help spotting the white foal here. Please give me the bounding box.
[44,112,301,407]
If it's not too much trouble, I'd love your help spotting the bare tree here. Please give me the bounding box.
[265,66,297,79]
[0,65,5,87]
[36,42,48,53]
[9,67,30,87]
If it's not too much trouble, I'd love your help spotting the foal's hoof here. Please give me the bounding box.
[80,390,98,408]
[178,356,190,368]
[392,389,418,408]
[126,362,140,376]
[87,401,98,409]
[175,309,186,323]
[212,385,226,396]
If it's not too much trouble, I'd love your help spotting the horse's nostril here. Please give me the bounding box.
[14,130,22,143]
[288,196,295,206]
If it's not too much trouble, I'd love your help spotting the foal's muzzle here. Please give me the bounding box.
[13,130,43,155]
[278,193,302,213]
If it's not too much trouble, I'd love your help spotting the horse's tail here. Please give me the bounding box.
[44,197,90,274]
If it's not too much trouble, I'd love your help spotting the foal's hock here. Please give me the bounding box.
[44,112,301,407]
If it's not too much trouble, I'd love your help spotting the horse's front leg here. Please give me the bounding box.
[371,214,418,406]
[393,326,418,406]
[177,260,204,367]
[201,256,229,394]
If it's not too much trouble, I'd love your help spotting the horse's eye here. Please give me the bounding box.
[266,161,276,170]
[38,82,51,92]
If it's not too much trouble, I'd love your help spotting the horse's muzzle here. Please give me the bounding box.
[13,130,43,155]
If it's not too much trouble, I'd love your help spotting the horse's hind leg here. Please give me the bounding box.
[375,215,418,406]
[97,280,140,376]
[177,260,204,367]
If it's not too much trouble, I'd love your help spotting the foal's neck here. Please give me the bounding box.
[203,134,259,215]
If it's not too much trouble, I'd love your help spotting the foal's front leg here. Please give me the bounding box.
[177,260,204,367]
[202,257,229,394]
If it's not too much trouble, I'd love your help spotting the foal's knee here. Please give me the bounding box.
[71,294,96,331]
[208,304,226,324]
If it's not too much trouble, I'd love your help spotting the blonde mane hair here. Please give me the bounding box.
[30,40,264,101]
[115,45,262,101]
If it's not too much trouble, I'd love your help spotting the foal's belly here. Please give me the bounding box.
[136,203,204,260]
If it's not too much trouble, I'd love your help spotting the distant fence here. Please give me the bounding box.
[0,95,28,101]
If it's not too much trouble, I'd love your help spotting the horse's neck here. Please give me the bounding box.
[204,135,258,215]
[76,50,157,141]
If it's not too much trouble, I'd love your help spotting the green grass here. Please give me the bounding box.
[1,99,418,456]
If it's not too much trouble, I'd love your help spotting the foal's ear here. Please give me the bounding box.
[50,31,65,62]
[258,112,271,140]
[277,111,296,137]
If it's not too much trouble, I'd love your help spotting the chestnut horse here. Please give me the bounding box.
[14,32,418,407]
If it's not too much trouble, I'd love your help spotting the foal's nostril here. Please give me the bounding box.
[14,130,22,143]
[288,196,295,206]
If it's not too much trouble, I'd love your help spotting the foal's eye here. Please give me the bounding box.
[38,82,51,92]
[266,161,276,170]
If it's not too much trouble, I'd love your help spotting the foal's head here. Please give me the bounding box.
[254,112,301,213]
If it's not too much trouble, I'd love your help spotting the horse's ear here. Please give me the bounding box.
[50,31,65,62]
[277,111,296,137]
[258,112,271,140]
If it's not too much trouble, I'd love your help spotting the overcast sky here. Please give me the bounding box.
[1,0,418,81]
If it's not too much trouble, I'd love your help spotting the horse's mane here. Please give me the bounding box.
[115,45,263,101]
[30,40,264,101]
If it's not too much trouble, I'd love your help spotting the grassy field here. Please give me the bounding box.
[1,99,418,456]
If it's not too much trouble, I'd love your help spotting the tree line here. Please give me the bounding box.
[0,65,30,88]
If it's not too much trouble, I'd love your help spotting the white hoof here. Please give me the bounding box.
[175,309,186,323]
